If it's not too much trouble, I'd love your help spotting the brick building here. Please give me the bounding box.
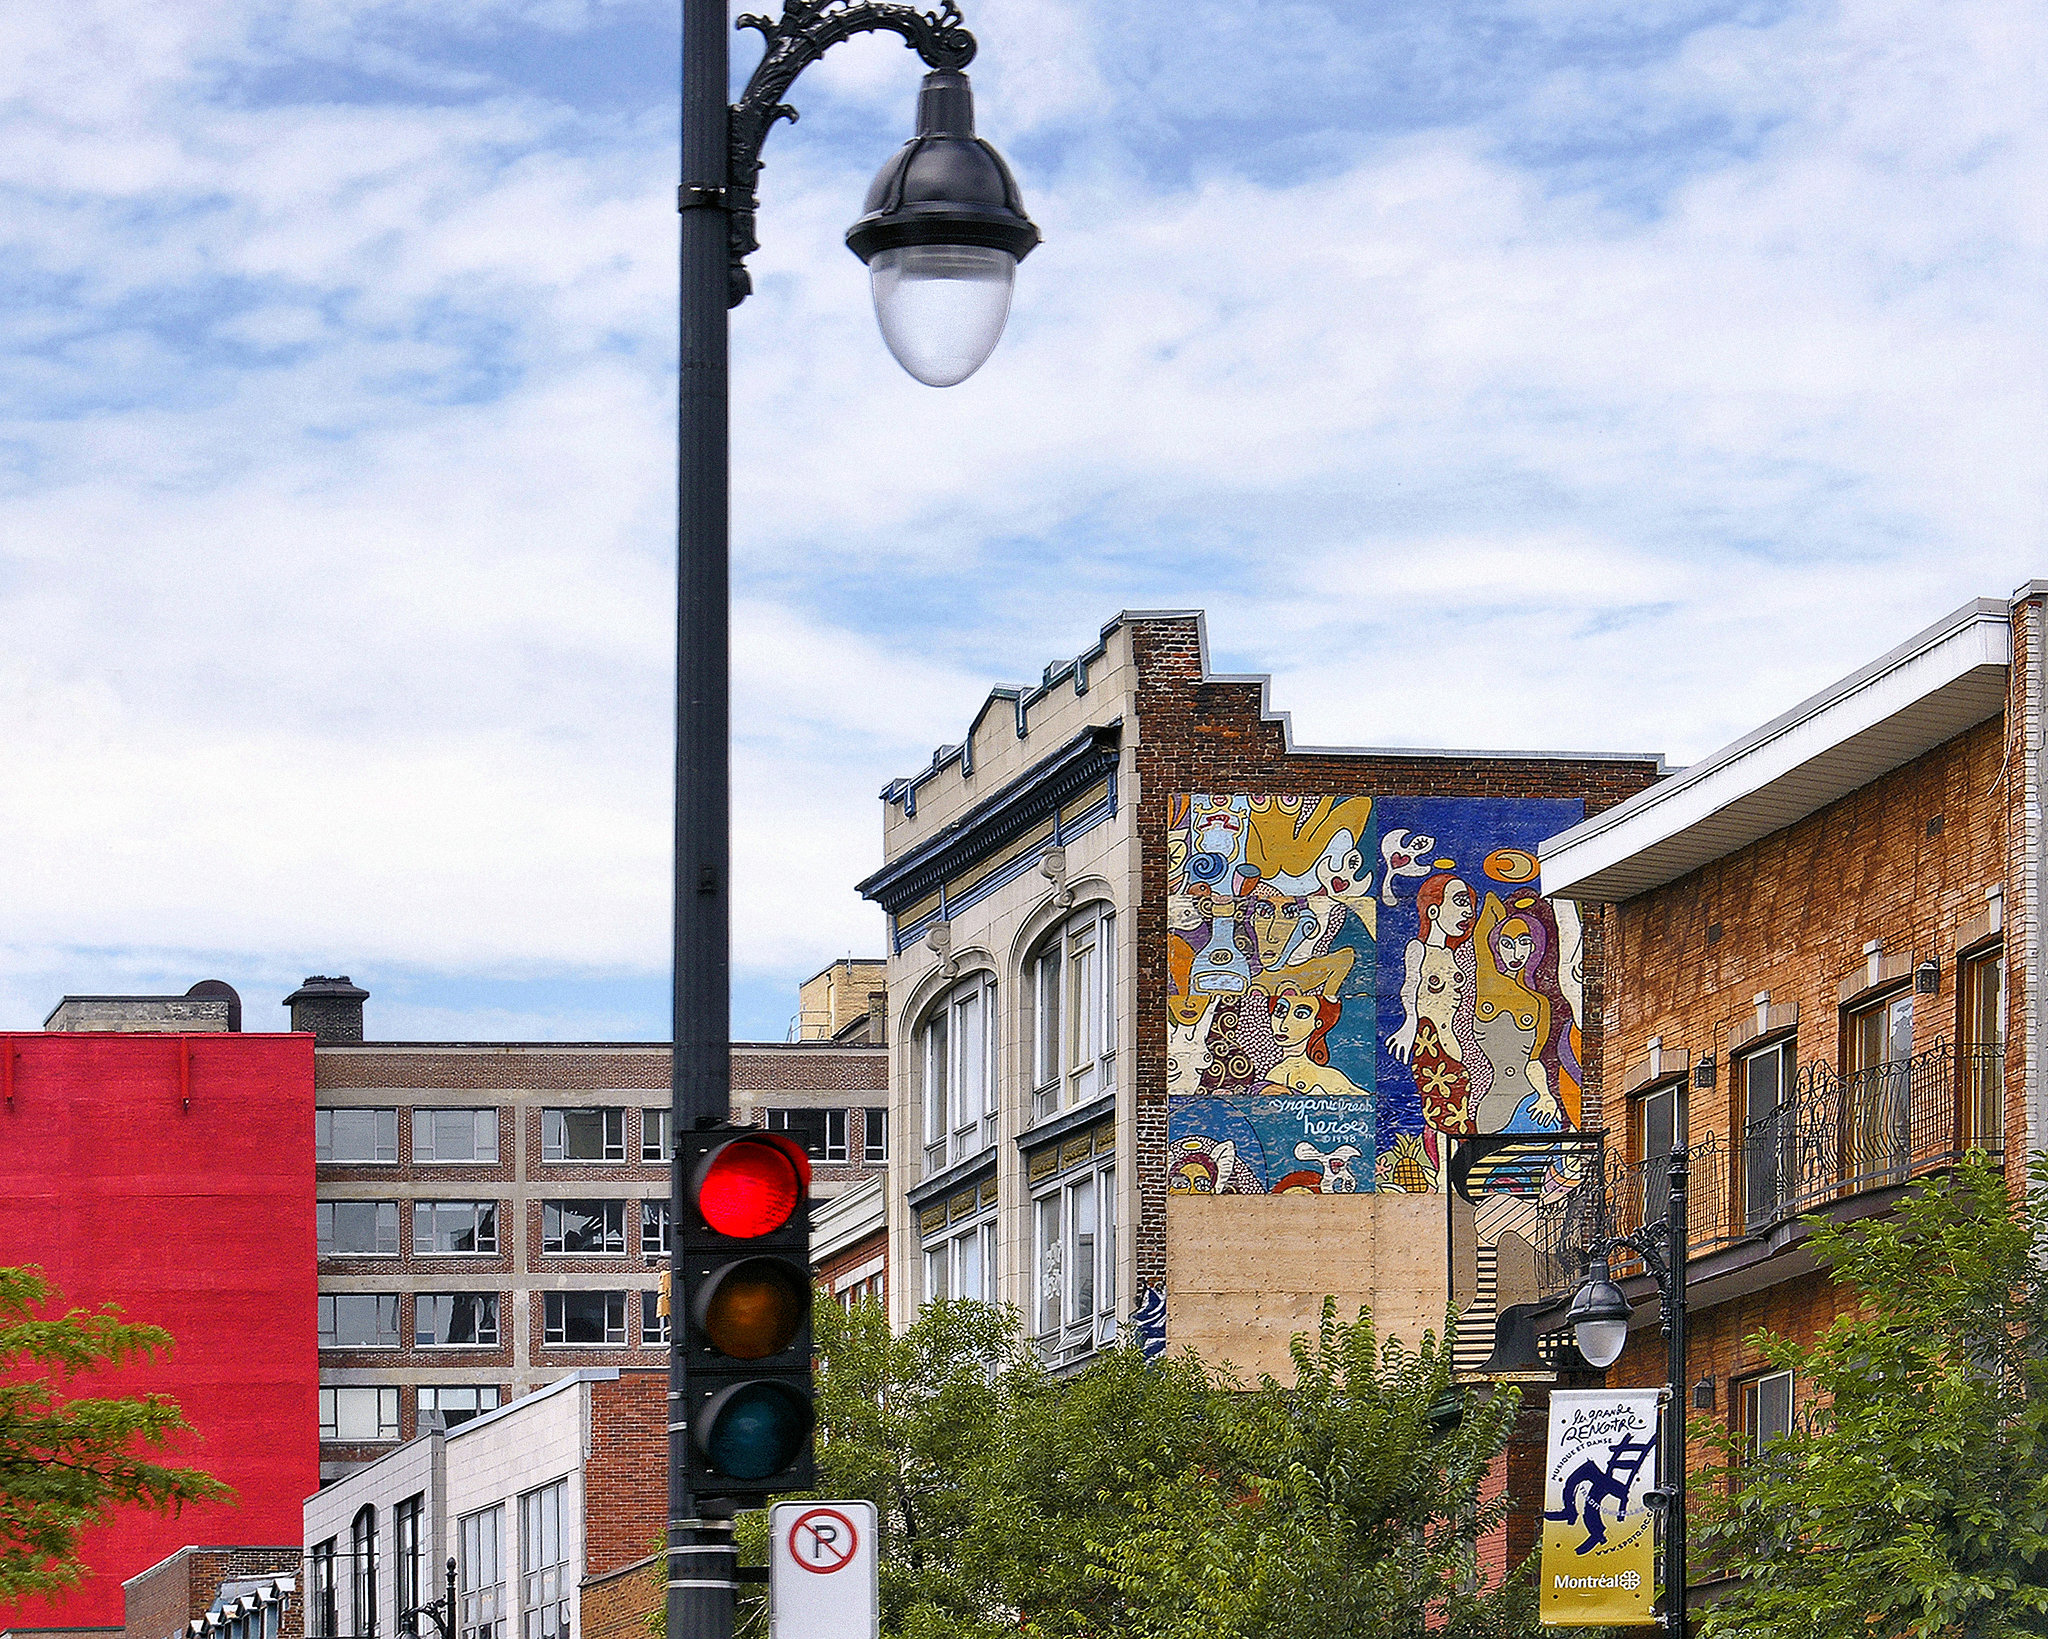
[1542,589,2038,1598]
[859,609,1664,1377]
[306,983,885,1480]
[302,1368,662,1639]
[0,1002,318,1633]
[811,1176,887,1308]
[121,1548,300,1639]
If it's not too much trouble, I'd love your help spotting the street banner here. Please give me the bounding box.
[1539,1388,1660,1626]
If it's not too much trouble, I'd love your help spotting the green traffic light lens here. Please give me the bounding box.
[701,1259,807,1359]
[700,1380,813,1481]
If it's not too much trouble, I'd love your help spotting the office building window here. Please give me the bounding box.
[543,1108,625,1162]
[641,1200,671,1255]
[863,1108,888,1163]
[1030,905,1117,1121]
[641,1290,669,1345]
[419,1385,501,1428]
[917,974,997,1173]
[320,1293,400,1349]
[309,1540,337,1639]
[416,1294,499,1348]
[351,1506,378,1638]
[642,1108,672,1162]
[319,1201,400,1257]
[921,1177,997,1306]
[543,1200,626,1255]
[1034,1159,1117,1358]
[413,1109,500,1164]
[415,1201,499,1256]
[458,1505,506,1639]
[1741,1368,1794,1458]
[317,1108,398,1164]
[320,1386,400,1441]
[520,1480,571,1639]
[395,1495,425,1623]
[543,1291,628,1345]
[824,1108,848,1161]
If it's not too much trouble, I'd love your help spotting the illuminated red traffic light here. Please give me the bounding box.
[695,1134,809,1238]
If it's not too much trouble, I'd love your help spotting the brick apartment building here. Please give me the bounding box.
[1542,588,2039,1599]
[307,972,886,1479]
[302,1369,663,1639]
[859,608,1666,1380]
[0,1002,319,1636]
[121,1548,301,1639]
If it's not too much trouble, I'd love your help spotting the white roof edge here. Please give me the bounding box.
[1542,596,2013,898]
[810,1174,885,1263]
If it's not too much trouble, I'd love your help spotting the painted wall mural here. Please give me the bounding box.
[1166,793,1587,1196]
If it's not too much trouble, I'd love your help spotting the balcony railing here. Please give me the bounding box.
[1532,1042,2002,1295]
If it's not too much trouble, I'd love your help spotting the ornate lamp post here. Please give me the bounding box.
[397,1559,459,1639]
[669,5,1037,1639]
[1566,1146,1691,1639]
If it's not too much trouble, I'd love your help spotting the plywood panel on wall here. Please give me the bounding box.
[1166,1192,1450,1380]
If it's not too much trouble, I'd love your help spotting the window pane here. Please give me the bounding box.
[825,1109,848,1162]
[544,1291,627,1344]
[1069,1174,1096,1323]
[954,1227,984,1302]
[521,1482,570,1639]
[925,1247,948,1304]
[923,1011,948,1144]
[321,1108,398,1163]
[642,1109,672,1162]
[459,1506,506,1639]
[1069,939,1097,1070]
[543,1200,625,1254]
[863,1108,888,1163]
[320,1293,399,1348]
[953,993,984,1133]
[418,1294,499,1347]
[641,1290,669,1344]
[641,1200,671,1255]
[544,1108,624,1161]
[321,1201,400,1257]
[1036,951,1062,1089]
[1036,1195,1062,1336]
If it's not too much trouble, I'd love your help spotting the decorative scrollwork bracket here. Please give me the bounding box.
[696,0,979,306]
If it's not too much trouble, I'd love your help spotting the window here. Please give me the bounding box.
[825,1108,849,1162]
[1960,945,2004,1148]
[763,1107,831,1157]
[1844,989,1913,1186]
[319,1201,400,1257]
[543,1108,626,1162]
[543,1290,628,1345]
[917,975,997,1172]
[413,1109,499,1164]
[641,1200,671,1255]
[321,1386,400,1441]
[924,1217,995,1305]
[642,1108,672,1163]
[520,1481,571,1639]
[458,1506,506,1639]
[317,1108,398,1164]
[543,1200,626,1255]
[1030,906,1117,1121]
[320,1293,400,1349]
[863,1108,888,1163]
[395,1496,425,1624]
[310,1540,338,1639]
[1035,1161,1118,1360]
[1741,1038,1795,1231]
[351,1505,378,1638]
[1636,1082,1677,1223]
[1740,1368,1794,1458]
[419,1385,501,1428]
[416,1294,500,1347]
[415,1201,499,1256]
[641,1289,669,1345]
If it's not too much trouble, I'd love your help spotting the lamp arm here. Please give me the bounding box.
[701,0,979,304]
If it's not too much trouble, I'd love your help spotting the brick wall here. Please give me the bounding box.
[581,1372,668,1579]
[814,1227,888,1305]
[122,1548,301,1639]
[580,1557,658,1639]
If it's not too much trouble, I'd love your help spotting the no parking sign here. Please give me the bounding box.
[769,1500,878,1639]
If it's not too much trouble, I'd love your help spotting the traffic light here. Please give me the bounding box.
[678,1126,816,1501]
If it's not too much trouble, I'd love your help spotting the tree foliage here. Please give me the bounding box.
[0,1265,232,1600]
[695,1295,1543,1639]
[1693,1154,2048,1639]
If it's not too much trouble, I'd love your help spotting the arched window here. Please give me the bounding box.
[916,973,997,1173]
[350,1505,377,1637]
[1029,904,1117,1122]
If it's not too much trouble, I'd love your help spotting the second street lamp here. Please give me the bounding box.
[669,4,1037,1639]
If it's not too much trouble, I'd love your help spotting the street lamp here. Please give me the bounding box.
[397,1559,458,1639]
[670,4,1037,1639]
[1567,1145,1691,1639]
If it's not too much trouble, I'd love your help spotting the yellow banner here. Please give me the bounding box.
[1539,1388,1660,1626]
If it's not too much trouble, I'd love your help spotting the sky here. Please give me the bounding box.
[1,0,2042,1042]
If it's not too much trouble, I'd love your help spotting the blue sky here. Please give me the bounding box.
[2,0,2042,1041]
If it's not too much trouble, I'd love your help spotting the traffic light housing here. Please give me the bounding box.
[678,1127,816,1501]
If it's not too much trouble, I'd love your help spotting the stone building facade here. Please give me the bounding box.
[1542,588,2040,1600]
[861,609,1665,1377]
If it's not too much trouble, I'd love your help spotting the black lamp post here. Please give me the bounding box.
[397,1559,458,1639]
[669,5,1036,1639]
[1566,1145,1691,1639]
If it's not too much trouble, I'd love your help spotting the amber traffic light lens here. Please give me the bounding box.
[699,1258,807,1359]
[697,1137,804,1238]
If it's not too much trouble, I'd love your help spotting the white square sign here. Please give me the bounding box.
[769,1499,878,1639]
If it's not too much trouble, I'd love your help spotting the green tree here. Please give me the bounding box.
[0,1265,232,1601]
[1693,1153,2048,1639]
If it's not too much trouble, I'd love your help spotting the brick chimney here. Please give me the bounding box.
[282,975,368,1043]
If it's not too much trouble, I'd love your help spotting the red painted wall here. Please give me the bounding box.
[0,1032,318,1629]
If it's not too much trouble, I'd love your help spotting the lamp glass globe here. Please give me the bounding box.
[1574,1316,1630,1369]
[869,244,1016,387]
